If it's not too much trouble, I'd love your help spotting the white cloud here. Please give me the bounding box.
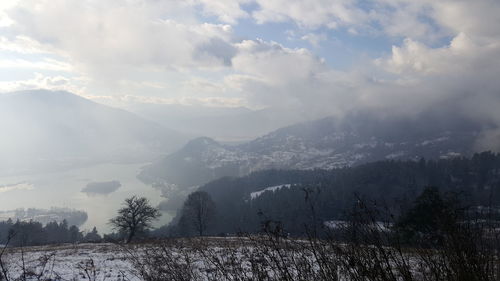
[86,93,245,108]
[0,0,20,27]
[0,58,72,72]
[222,39,363,116]
[377,32,500,77]
[0,182,34,193]
[0,35,53,54]
[233,39,326,84]
[8,1,235,70]
[431,0,500,41]
[194,0,251,24]
[182,78,228,94]
[300,33,327,47]
[1,0,243,101]
[373,1,442,41]
[0,0,500,141]
[0,73,86,94]
[252,0,368,30]
[235,0,500,43]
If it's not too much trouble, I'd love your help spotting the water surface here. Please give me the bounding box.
[0,162,172,233]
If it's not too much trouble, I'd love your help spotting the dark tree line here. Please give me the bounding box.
[0,219,102,246]
[171,151,500,236]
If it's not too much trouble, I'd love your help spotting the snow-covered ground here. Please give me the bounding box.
[0,236,454,281]
[1,243,138,280]
[1,238,324,281]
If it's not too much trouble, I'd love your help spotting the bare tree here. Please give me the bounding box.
[179,191,216,236]
[109,196,161,243]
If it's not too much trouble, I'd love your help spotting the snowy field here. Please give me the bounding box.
[0,238,330,281]
[1,243,138,280]
[0,236,481,281]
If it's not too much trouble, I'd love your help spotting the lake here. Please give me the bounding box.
[0,162,173,233]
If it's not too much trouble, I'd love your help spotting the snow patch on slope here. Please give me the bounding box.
[250,184,292,200]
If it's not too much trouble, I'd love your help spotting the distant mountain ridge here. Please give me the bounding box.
[0,90,187,175]
[139,110,484,189]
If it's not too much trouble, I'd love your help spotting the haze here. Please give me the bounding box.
[0,0,499,232]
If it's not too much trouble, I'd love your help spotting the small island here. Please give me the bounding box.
[81,180,121,196]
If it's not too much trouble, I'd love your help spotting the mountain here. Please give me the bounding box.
[139,110,485,189]
[0,90,187,175]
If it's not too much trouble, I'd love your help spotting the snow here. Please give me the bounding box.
[2,243,138,281]
[323,220,348,229]
[142,123,477,191]
[439,151,462,159]
[420,136,449,146]
[0,237,433,281]
[250,184,292,199]
[385,151,407,159]
[324,220,392,231]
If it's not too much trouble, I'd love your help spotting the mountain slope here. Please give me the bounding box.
[0,90,187,175]
[191,152,500,235]
[139,110,484,189]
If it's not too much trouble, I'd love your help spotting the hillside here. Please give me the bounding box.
[139,110,483,189]
[186,152,500,235]
[0,90,187,175]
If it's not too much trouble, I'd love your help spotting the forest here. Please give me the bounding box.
[169,151,500,236]
[0,220,102,246]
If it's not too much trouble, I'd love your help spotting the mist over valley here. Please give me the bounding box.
[1,1,500,279]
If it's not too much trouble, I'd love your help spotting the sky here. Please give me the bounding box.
[0,0,500,125]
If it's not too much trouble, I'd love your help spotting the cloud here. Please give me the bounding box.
[8,1,235,69]
[376,33,477,75]
[252,0,368,30]
[430,0,500,40]
[0,58,72,72]
[0,35,53,54]
[0,0,245,102]
[86,93,245,109]
[223,38,424,116]
[194,0,251,24]
[182,78,228,94]
[206,0,500,129]
[224,39,363,117]
[217,25,500,145]
[0,73,86,94]
[1,0,500,151]
[0,182,34,193]
[374,31,500,106]
[194,37,237,66]
[240,0,500,43]
[0,1,19,27]
[233,40,327,84]
[300,33,327,47]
